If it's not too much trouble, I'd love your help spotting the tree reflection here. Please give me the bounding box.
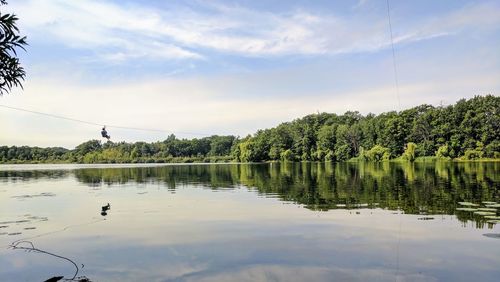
[2,162,498,226]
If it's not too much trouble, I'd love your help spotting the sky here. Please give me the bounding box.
[0,0,499,148]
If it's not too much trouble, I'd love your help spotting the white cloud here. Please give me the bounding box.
[11,0,202,60]
[1,65,497,148]
[9,0,500,60]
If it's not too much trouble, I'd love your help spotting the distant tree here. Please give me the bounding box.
[209,135,235,156]
[280,149,295,161]
[0,0,27,95]
[75,140,102,156]
[484,141,500,158]
[402,142,417,161]
[239,139,257,162]
[335,144,351,161]
[317,124,336,155]
[435,144,451,160]
[362,145,390,162]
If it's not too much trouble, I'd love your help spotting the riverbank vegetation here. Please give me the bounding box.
[1,95,498,164]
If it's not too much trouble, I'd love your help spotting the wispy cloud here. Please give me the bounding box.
[11,0,500,62]
[12,0,202,61]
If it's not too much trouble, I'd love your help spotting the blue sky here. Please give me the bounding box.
[0,0,499,148]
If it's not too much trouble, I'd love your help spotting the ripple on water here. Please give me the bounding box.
[0,214,48,237]
[11,192,56,199]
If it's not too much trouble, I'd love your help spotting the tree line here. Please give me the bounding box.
[0,135,236,163]
[0,95,498,163]
[233,95,499,162]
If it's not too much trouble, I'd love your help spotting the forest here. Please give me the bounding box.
[1,95,499,163]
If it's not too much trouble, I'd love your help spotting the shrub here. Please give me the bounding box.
[362,145,390,161]
[484,141,500,158]
[463,149,482,160]
[280,149,295,161]
[402,142,417,161]
[436,145,451,159]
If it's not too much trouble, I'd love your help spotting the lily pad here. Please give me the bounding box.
[484,216,500,220]
[485,204,500,208]
[482,201,497,205]
[473,211,496,216]
[458,202,479,206]
[456,208,477,212]
[483,233,500,239]
[487,220,500,224]
[477,208,497,212]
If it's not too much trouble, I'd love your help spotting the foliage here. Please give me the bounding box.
[0,135,237,164]
[402,142,417,161]
[484,141,500,158]
[280,149,295,161]
[0,0,27,95]
[230,95,499,162]
[436,144,451,160]
[1,96,499,163]
[463,149,482,160]
[361,145,390,162]
[335,144,351,161]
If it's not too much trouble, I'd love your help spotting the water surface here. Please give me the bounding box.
[0,162,499,281]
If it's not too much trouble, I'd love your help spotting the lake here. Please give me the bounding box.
[0,162,499,282]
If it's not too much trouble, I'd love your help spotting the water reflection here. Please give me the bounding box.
[1,162,499,281]
[2,162,498,227]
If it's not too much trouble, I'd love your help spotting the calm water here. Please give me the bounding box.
[0,162,499,282]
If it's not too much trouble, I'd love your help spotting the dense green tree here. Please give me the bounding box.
[1,96,499,164]
[231,95,499,163]
[362,145,390,162]
[402,142,417,161]
[209,135,235,156]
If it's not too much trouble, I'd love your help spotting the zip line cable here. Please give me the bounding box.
[0,104,102,126]
[0,104,211,137]
[386,0,401,109]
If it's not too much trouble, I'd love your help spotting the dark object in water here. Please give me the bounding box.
[418,217,435,220]
[483,233,500,239]
[101,203,111,216]
[102,203,111,211]
[44,276,63,282]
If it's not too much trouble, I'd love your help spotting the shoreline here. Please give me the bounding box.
[1,158,499,165]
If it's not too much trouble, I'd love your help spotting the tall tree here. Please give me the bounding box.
[0,0,27,95]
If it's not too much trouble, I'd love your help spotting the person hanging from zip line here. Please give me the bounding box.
[101,126,111,140]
